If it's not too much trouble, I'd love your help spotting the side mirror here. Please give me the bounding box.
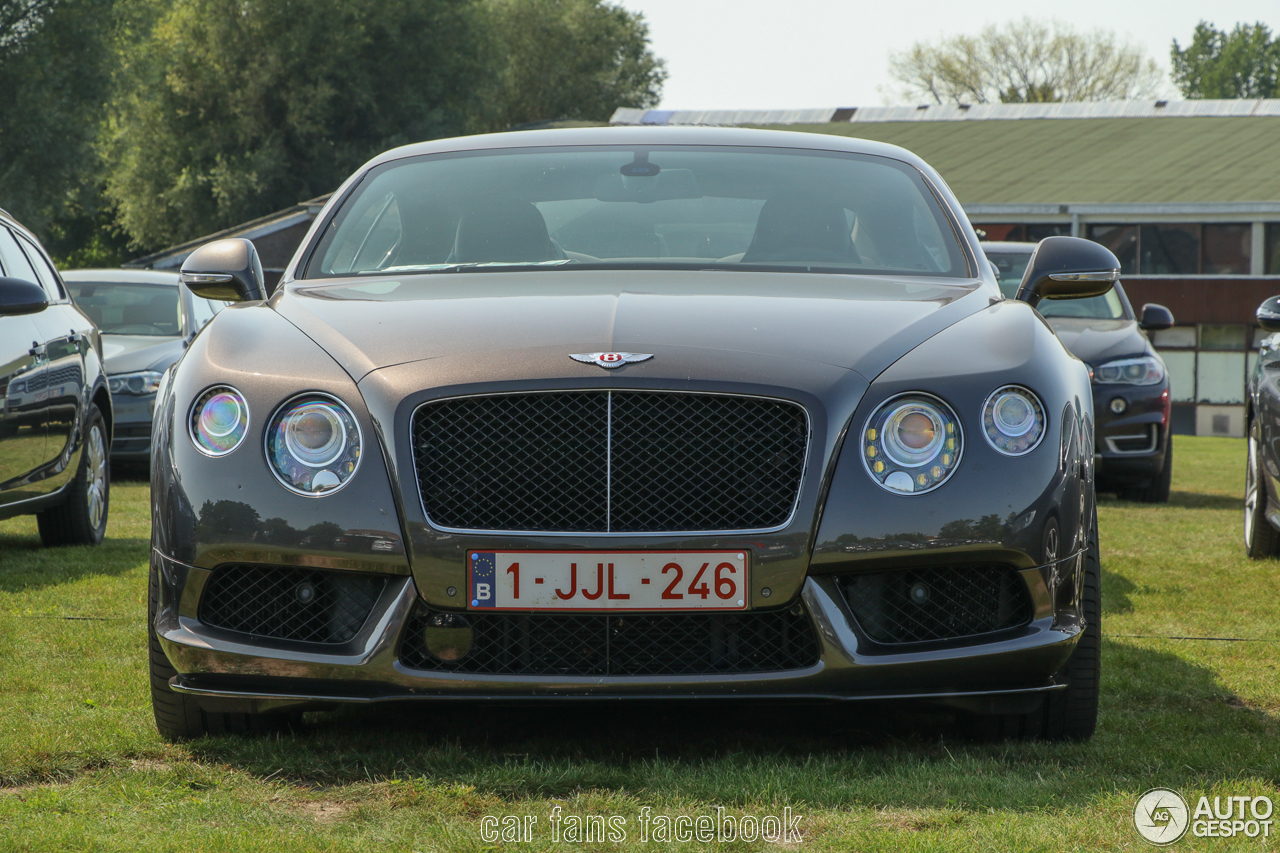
[1015,236,1120,309]
[180,238,265,302]
[0,277,49,316]
[1139,303,1175,331]
[1258,296,1280,333]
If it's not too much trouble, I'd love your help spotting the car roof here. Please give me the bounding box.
[978,241,1039,253]
[362,126,935,173]
[61,268,181,285]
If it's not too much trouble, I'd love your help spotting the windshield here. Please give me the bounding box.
[987,249,1126,320]
[65,282,181,336]
[307,146,969,279]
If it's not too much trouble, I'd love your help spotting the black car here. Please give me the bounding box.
[0,210,112,545]
[983,241,1175,502]
[1245,296,1280,558]
[62,269,229,465]
[149,127,1119,742]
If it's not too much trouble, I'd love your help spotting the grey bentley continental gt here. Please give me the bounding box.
[149,127,1119,741]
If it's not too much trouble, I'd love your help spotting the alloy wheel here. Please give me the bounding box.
[86,424,107,531]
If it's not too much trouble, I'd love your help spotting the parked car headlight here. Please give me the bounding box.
[982,386,1046,456]
[862,393,962,494]
[266,394,362,495]
[109,370,164,396]
[189,385,249,456]
[1092,356,1164,386]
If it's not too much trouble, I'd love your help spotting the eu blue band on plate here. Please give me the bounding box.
[470,552,496,608]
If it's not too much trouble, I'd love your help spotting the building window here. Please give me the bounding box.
[1087,223,1252,275]
[1087,224,1138,274]
[1202,224,1252,274]
[974,223,1071,242]
[1199,324,1246,351]
[1267,223,1280,275]
[1140,224,1200,274]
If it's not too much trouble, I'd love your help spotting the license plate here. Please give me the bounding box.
[467,551,749,611]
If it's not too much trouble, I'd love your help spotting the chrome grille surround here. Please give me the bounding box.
[410,390,810,534]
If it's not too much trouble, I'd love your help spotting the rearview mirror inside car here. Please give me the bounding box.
[1257,296,1280,332]
[180,238,266,302]
[1015,236,1120,309]
[1139,303,1175,331]
[0,277,49,316]
[594,168,702,203]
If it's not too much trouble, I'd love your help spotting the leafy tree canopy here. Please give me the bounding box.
[102,0,487,249]
[101,0,665,250]
[478,0,665,130]
[890,18,1163,105]
[0,0,116,236]
[1171,21,1280,99]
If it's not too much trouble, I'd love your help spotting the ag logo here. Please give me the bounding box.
[1134,788,1190,845]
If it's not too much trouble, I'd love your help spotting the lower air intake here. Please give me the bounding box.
[399,604,820,675]
[199,564,386,645]
[839,565,1033,645]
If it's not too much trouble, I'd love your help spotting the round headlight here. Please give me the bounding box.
[982,386,1046,456]
[266,394,362,495]
[862,393,962,494]
[190,385,249,456]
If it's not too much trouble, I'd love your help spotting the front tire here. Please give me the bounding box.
[37,405,109,546]
[1245,423,1280,559]
[966,509,1101,741]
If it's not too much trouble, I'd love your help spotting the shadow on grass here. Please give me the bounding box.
[1098,491,1239,510]
[183,641,1277,810]
[0,537,149,593]
[1101,567,1136,614]
[1167,491,1240,510]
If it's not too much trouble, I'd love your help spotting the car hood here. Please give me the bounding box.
[275,271,989,381]
[101,334,186,374]
[1045,316,1150,367]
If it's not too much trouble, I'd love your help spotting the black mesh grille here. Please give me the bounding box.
[839,565,1033,645]
[413,391,807,532]
[199,564,387,645]
[399,605,820,675]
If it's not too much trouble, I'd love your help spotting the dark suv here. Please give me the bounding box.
[983,241,1174,502]
[0,209,112,545]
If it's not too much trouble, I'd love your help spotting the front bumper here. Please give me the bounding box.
[108,393,155,460]
[1093,382,1169,486]
[153,549,1084,714]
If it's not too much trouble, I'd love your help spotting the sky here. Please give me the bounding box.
[616,0,1279,110]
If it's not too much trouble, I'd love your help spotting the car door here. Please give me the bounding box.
[15,230,89,492]
[0,231,50,499]
[0,312,45,499]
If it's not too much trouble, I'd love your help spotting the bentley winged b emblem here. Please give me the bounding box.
[569,352,654,369]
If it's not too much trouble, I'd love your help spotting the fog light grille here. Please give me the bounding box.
[399,605,820,675]
[199,564,386,644]
[839,565,1033,645]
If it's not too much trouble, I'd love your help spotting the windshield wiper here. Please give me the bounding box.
[374,259,575,274]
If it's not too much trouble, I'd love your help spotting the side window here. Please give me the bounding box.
[0,227,40,285]
[16,234,67,300]
[188,293,227,332]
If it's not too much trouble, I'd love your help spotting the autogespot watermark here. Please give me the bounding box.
[479,805,803,844]
[1134,788,1274,845]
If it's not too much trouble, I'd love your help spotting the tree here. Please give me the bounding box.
[1171,22,1280,99]
[889,18,1163,105]
[102,0,488,249]
[0,0,117,238]
[477,0,665,130]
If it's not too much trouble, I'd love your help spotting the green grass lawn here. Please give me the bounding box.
[1,436,1276,851]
